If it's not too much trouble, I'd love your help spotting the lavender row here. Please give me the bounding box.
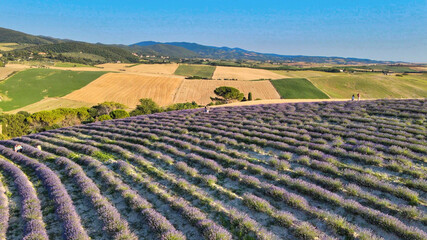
[0,159,48,240]
[0,145,89,240]
[0,175,7,239]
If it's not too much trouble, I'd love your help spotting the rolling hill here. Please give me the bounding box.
[0,99,425,240]
[132,41,394,64]
[127,44,198,58]
[0,27,61,45]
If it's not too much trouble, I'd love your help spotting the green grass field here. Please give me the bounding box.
[0,69,107,111]
[270,78,330,99]
[349,65,416,73]
[174,64,216,79]
[273,71,427,99]
[54,62,95,68]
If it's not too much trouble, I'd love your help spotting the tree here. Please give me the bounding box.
[0,114,30,138]
[91,102,128,117]
[214,86,244,103]
[248,92,253,101]
[130,98,162,116]
[110,109,129,119]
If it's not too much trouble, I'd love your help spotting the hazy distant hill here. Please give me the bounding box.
[126,44,198,58]
[132,41,392,64]
[0,27,396,64]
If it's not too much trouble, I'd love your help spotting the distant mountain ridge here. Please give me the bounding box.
[131,41,392,64]
[0,27,397,64]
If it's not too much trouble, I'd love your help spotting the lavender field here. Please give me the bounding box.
[0,99,426,240]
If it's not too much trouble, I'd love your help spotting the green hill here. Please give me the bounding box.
[8,42,140,64]
[0,27,57,45]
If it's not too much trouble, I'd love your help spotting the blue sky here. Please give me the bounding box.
[1,0,426,62]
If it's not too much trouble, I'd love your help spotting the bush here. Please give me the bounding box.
[16,111,30,117]
[110,109,129,119]
[166,102,199,111]
[130,98,162,116]
[98,114,112,121]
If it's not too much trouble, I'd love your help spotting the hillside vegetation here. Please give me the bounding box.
[0,99,425,240]
[270,78,329,99]
[0,27,59,45]
[7,42,140,64]
[0,69,107,111]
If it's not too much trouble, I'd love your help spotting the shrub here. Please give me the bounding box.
[91,102,128,117]
[98,114,112,121]
[110,109,130,119]
[248,92,253,101]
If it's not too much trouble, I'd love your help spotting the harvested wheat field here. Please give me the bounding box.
[49,63,133,72]
[96,63,135,69]
[0,67,20,80]
[64,73,184,107]
[212,66,286,80]
[126,63,179,75]
[410,66,427,72]
[174,80,280,105]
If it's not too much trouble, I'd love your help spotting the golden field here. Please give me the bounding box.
[63,73,184,107]
[173,80,280,105]
[212,66,286,80]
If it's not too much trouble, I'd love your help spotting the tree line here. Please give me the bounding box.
[0,100,199,139]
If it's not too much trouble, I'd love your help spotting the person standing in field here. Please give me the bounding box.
[357,93,360,101]
[351,94,355,101]
[14,144,23,152]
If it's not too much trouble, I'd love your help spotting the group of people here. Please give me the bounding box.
[351,93,361,101]
[13,144,42,152]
